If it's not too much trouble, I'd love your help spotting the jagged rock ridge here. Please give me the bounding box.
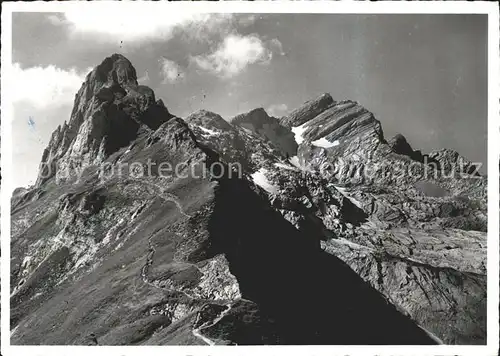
[11,54,486,345]
[36,54,173,186]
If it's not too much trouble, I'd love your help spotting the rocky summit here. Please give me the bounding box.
[11,54,486,345]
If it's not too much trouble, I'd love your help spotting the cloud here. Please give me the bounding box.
[159,58,185,84]
[179,14,237,43]
[192,34,273,78]
[49,11,235,44]
[11,63,90,109]
[267,103,289,117]
[11,63,90,187]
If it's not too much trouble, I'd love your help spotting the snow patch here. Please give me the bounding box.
[291,123,308,145]
[240,127,254,135]
[274,162,297,171]
[338,238,366,250]
[334,186,347,194]
[251,168,278,194]
[289,156,301,168]
[197,126,219,136]
[312,138,339,148]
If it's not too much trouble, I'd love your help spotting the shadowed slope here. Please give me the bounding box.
[207,176,436,345]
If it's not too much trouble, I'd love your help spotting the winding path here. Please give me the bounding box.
[118,178,233,345]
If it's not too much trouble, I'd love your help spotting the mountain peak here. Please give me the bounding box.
[231,107,297,156]
[92,53,138,87]
[231,107,270,126]
[317,92,333,101]
[35,54,171,186]
[388,133,414,155]
[185,110,234,132]
[280,93,334,128]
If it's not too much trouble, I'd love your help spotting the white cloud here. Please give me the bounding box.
[267,103,289,117]
[46,14,65,26]
[192,34,273,78]
[159,58,185,84]
[11,63,90,187]
[11,63,90,109]
[11,63,92,188]
[180,14,237,43]
[50,11,234,43]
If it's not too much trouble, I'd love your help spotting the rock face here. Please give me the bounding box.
[280,93,334,128]
[36,54,172,186]
[185,109,285,173]
[11,55,486,345]
[231,108,297,156]
[274,94,486,345]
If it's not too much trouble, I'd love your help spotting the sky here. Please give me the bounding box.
[11,12,488,187]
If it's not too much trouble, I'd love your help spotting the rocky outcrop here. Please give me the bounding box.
[267,94,486,344]
[10,118,434,346]
[280,93,334,128]
[185,109,285,173]
[36,54,173,186]
[286,98,385,169]
[11,115,234,345]
[11,55,486,346]
[428,148,482,177]
[388,133,424,162]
